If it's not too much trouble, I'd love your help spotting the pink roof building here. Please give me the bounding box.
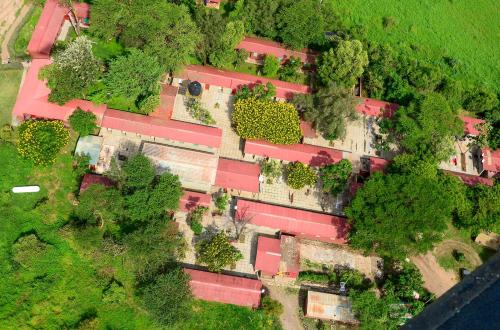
[245,140,343,167]
[369,157,390,174]
[255,235,299,278]
[355,97,399,117]
[184,268,262,308]
[79,173,114,193]
[481,148,500,174]
[215,158,261,193]
[460,115,485,136]
[236,36,317,65]
[180,64,310,99]
[237,199,350,244]
[444,171,494,187]
[179,190,212,212]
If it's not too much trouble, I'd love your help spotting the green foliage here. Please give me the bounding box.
[138,94,160,114]
[122,154,156,192]
[278,56,302,82]
[319,159,352,194]
[383,262,425,301]
[214,193,230,213]
[394,93,463,162]
[142,267,192,326]
[209,20,245,68]
[260,159,283,184]
[318,40,369,87]
[286,162,317,190]
[69,108,97,136]
[12,234,50,268]
[262,55,280,77]
[233,97,302,144]
[90,0,199,71]
[346,169,458,258]
[463,86,498,114]
[297,87,358,140]
[12,6,42,59]
[185,98,216,125]
[260,296,283,317]
[196,232,243,272]
[276,0,325,49]
[234,83,276,101]
[188,206,208,235]
[297,271,331,284]
[40,36,101,105]
[17,120,70,165]
[349,290,400,330]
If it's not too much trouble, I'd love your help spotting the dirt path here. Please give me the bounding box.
[411,252,458,297]
[1,2,31,63]
[434,240,482,267]
[267,285,303,330]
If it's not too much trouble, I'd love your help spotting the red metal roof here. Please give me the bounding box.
[236,36,317,64]
[300,120,317,138]
[151,85,177,119]
[460,115,484,136]
[180,64,310,99]
[101,109,222,149]
[369,157,390,174]
[73,2,90,19]
[255,236,282,276]
[355,97,399,117]
[184,268,262,308]
[179,190,212,212]
[482,148,500,173]
[79,173,114,193]
[444,171,494,187]
[236,199,350,244]
[214,158,260,193]
[245,140,343,167]
[27,0,67,58]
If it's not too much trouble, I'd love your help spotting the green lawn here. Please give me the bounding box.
[0,66,23,126]
[329,0,500,91]
[12,6,42,59]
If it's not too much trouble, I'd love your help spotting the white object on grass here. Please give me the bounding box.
[12,186,40,193]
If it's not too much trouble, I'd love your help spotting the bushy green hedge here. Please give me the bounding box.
[232,97,302,144]
[286,162,317,189]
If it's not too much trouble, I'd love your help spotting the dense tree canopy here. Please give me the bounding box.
[318,40,369,87]
[196,232,243,272]
[69,108,97,136]
[346,166,459,258]
[319,159,352,195]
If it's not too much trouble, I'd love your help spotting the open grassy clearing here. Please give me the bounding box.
[330,0,500,91]
[0,66,23,126]
[12,6,42,59]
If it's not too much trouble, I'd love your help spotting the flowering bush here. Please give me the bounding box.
[232,97,302,144]
[17,120,70,165]
[185,98,216,125]
[286,161,317,189]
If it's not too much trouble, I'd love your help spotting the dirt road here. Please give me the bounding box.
[411,252,458,297]
[268,285,303,330]
[1,1,31,63]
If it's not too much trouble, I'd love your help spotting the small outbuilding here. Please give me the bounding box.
[75,135,104,168]
[305,291,357,324]
[79,173,115,193]
[255,235,300,278]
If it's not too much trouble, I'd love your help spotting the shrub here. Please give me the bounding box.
[18,120,70,165]
[185,98,216,125]
[297,271,331,284]
[138,94,160,114]
[260,159,282,184]
[188,206,208,235]
[262,55,280,77]
[319,159,352,195]
[232,98,302,144]
[286,162,317,189]
[260,296,283,317]
[196,232,243,272]
[278,56,302,82]
[234,83,276,101]
[214,193,230,214]
[69,108,97,136]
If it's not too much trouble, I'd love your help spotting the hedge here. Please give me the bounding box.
[232,97,302,144]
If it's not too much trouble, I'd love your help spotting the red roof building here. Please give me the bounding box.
[179,190,212,212]
[237,199,350,244]
[460,115,485,136]
[245,140,343,167]
[79,173,114,193]
[444,171,494,187]
[255,235,300,278]
[184,268,262,308]
[369,157,390,174]
[355,97,399,117]
[215,158,261,193]
[236,36,317,65]
[101,109,222,149]
[180,64,310,99]
[300,120,318,138]
[481,148,500,174]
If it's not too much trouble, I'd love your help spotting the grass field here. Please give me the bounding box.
[0,66,23,126]
[330,0,500,91]
[12,6,42,59]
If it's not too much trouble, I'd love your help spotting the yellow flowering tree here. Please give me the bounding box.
[17,120,70,165]
[286,161,317,189]
[232,97,302,144]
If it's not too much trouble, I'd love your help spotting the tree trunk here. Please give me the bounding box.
[68,8,80,36]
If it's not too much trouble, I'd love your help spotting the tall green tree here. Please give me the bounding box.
[242,0,284,39]
[40,36,101,104]
[122,154,156,192]
[319,159,352,195]
[318,40,368,87]
[69,108,97,136]
[208,20,245,68]
[297,87,359,140]
[276,0,325,49]
[455,184,500,235]
[195,232,243,272]
[262,55,280,77]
